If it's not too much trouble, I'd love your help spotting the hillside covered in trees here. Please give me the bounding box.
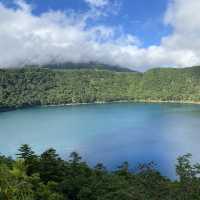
[1,145,200,200]
[1,66,200,110]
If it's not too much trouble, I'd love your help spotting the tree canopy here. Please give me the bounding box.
[0,145,200,199]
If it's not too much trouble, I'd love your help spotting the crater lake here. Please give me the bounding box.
[1,102,200,178]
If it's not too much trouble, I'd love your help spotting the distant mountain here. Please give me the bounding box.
[39,62,135,72]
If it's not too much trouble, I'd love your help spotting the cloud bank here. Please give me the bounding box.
[0,0,200,69]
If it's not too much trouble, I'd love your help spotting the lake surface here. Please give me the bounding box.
[1,102,200,178]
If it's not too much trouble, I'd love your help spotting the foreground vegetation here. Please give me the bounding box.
[0,145,200,199]
[1,66,200,110]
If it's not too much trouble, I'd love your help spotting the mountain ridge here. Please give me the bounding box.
[1,65,200,110]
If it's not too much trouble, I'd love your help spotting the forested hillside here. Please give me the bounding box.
[1,66,200,110]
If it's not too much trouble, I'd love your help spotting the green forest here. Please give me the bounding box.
[1,66,200,110]
[1,145,200,200]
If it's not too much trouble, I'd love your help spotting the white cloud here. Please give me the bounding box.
[160,0,200,66]
[84,0,109,7]
[0,0,200,69]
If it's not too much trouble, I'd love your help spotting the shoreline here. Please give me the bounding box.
[42,99,200,108]
[1,99,200,113]
[133,99,200,105]
[43,100,200,107]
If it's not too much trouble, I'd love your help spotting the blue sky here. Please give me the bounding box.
[35,0,171,46]
[0,0,199,69]
[3,0,171,47]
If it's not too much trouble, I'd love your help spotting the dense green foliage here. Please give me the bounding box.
[1,145,200,199]
[1,66,200,110]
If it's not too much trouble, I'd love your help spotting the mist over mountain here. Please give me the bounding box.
[1,0,200,70]
[28,62,135,72]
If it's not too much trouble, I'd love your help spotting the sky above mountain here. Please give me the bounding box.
[0,0,199,70]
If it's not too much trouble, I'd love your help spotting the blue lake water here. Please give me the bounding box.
[1,102,200,178]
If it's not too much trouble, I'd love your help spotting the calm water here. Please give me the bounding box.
[1,102,200,178]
